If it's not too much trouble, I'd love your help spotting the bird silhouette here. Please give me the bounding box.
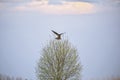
[52,30,64,40]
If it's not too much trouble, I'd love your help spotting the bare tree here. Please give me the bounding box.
[36,40,82,80]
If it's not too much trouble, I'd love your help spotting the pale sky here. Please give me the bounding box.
[0,0,120,80]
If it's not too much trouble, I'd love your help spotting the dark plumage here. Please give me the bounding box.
[52,30,64,40]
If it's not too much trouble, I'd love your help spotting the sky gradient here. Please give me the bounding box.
[0,0,120,80]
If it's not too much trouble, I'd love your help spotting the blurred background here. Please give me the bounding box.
[0,0,120,80]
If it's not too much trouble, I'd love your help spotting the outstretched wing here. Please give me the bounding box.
[52,30,59,35]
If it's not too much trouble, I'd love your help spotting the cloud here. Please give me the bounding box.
[0,0,32,11]
[64,0,120,5]
[64,0,99,3]
[1,0,119,14]
[109,0,120,6]
[0,0,32,10]
[0,0,31,2]
[13,0,95,14]
[0,3,9,10]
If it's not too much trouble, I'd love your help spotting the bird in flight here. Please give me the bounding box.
[52,30,64,40]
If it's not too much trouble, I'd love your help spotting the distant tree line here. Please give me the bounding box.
[0,74,27,80]
[0,73,120,80]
